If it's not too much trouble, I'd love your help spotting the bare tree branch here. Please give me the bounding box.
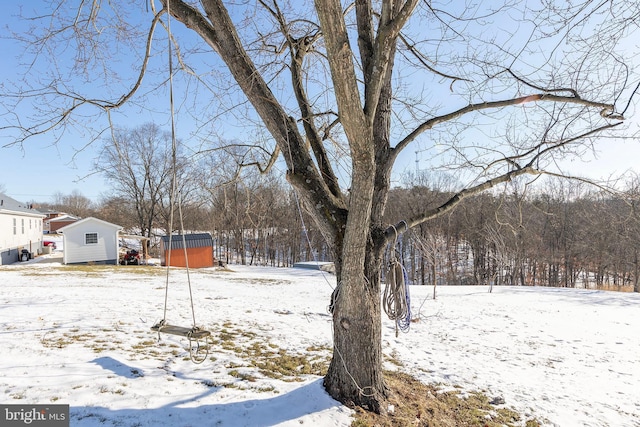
[364,0,419,121]
[393,93,621,158]
[385,165,541,242]
[259,0,342,199]
[1,8,164,146]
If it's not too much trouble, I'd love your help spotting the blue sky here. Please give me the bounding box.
[1,2,639,204]
[0,136,109,201]
[0,2,179,202]
[0,2,111,201]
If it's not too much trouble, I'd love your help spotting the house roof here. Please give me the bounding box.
[58,216,123,232]
[161,233,213,250]
[0,193,46,217]
[48,214,81,223]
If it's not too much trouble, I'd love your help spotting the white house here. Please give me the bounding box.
[58,217,123,265]
[0,193,46,265]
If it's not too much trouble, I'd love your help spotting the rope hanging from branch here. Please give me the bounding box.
[383,226,412,337]
[151,0,211,364]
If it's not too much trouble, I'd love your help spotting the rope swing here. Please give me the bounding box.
[151,0,211,364]
[383,226,412,337]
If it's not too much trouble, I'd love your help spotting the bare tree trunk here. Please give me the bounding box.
[323,122,384,410]
[634,250,640,292]
[324,246,386,412]
[432,259,437,299]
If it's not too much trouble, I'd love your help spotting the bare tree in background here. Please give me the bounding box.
[98,195,137,231]
[95,123,186,256]
[624,176,640,293]
[51,190,96,218]
[2,0,639,412]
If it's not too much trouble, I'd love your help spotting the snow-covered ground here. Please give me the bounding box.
[0,254,638,426]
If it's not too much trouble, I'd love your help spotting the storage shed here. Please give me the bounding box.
[58,217,122,265]
[160,233,214,268]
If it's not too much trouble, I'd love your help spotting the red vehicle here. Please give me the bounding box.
[43,241,57,249]
[120,249,141,265]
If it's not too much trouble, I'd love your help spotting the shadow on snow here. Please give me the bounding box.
[78,356,341,427]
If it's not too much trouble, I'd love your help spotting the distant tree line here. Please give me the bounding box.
[31,124,640,293]
[35,171,640,293]
[387,176,640,293]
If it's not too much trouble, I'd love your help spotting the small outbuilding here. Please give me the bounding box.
[58,217,122,265]
[160,233,214,268]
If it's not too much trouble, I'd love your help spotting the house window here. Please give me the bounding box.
[21,219,25,234]
[85,233,99,245]
[13,218,16,235]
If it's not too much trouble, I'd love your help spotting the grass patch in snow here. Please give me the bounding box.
[21,264,164,276]
[212,322,330,384]
[252,347,328,380]
[41,331,99,349]
[228,369,259,382]
[351,371,540,427]
[224,277,291,286]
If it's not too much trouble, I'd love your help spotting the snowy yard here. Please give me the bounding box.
[0,256,638,426]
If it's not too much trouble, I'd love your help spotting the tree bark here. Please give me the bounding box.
[324,217,388,410]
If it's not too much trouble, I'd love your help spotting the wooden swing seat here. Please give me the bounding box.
[151,323,211,339]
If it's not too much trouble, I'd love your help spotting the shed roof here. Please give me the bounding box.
[161,233,213,250]
[58,216,123,232]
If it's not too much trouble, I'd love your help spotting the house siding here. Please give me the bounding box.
[0,195,46,265]
[46,219,79,233]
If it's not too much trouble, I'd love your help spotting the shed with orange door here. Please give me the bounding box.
[160,233,215,268]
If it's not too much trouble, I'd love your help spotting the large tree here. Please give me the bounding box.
[2,0,639,412]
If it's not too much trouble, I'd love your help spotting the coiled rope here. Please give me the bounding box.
[383,228,411,336]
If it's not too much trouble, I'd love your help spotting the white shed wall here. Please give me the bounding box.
[62,219,120,264]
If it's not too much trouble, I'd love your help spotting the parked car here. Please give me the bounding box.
[43,241,57,250]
